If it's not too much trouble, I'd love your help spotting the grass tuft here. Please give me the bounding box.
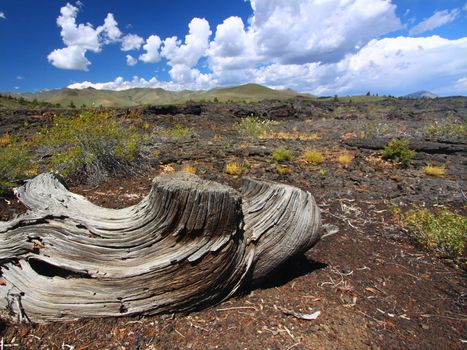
[225,162,244,176]
[337,152,354,166]
[302,149,324,165]
[423,165,445,177]
[272,148,293,162]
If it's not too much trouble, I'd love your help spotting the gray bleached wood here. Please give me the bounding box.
[0,172,321,322]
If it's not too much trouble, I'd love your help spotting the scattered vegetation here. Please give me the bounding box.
[382,138,415,168]
[272,148,293,162]
[262,130,319,141]
[401,206,466,258]
[423,165,445,177]
[235,116,274,138]
[161,124,190,139]
[0,140,37,193]
[38,111,145,183]
[302,149,324,165]
[362,120,390,138]
[425,115,466,138]
[337,152,354,166]
[0,133,12,147]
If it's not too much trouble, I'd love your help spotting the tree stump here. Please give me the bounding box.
[0,172,321,322]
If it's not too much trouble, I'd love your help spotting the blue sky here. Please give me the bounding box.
[0,0,466,96]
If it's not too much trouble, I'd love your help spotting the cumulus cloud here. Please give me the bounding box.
[126,54,137,66]
[48,46,91,71]
[248,0,402,64]
[68,75,212,91]
[66,0,467,96]
[161,18,212,84]
[410,9,460,35]
[139,35,162,63]
[252,36,467,96]
[0,11,5,19]
[121,34,144,51]
[49,3,122,70]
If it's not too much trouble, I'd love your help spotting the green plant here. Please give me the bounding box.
[272,148,293,162]
[402,207,466,257]
[302,149,324,165]
[161,124,190,139]
[382,138,415,168]
[235,116,274,138]
[0,140,37,193]
[38,111,145,183]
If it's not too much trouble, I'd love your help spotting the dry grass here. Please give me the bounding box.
[181,164,196,174]
[423,165,445,177]
[225,162,244,176]
[0,133,11,146]
[262,131,319,141]
[302,149,324,165]
[337,152,354,166]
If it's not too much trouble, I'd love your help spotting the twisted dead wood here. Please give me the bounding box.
[0,172,321,322]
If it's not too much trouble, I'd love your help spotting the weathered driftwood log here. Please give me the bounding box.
[0,172,321,323]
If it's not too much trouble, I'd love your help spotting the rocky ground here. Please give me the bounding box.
[0,97,466,349]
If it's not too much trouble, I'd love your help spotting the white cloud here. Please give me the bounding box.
[100,13,122,43]
[0,11,5,19]
[410,9,460,35]
[16,76,23,80]
[68,75,212,91]
[251,36,467,96]
[47,45,91,71]
[65,0,467,96]
[56,3,101,52]
[455,77,467,92]
[139,35,162,63]
[49,3,122,70]
[121,34,144,51]
[126,54,137,66]
[248,0,402,64]
[161,18,212,83]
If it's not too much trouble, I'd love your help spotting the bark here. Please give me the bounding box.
[0,172,321,323]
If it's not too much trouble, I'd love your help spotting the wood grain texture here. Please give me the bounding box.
[0,172,321,322]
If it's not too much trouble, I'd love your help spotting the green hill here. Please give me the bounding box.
[7,83,311,107]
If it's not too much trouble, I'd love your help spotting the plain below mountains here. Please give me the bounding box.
[7,84,311,107]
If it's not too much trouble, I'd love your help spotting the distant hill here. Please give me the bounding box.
[6,83,312,107]
[404,91,438,99]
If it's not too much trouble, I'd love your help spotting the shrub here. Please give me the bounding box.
[272,148,293,162]
[382,138,415,168]
[225,162,244,176]
[402,207,466,257]
[0,141,37,193]
[38,111,145,183]
[276,164,292,176]
[337,152,354,166]
[161,124,190,139]
[302,149,324,165]
[235,116,274,138]
[423,165,445,177]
